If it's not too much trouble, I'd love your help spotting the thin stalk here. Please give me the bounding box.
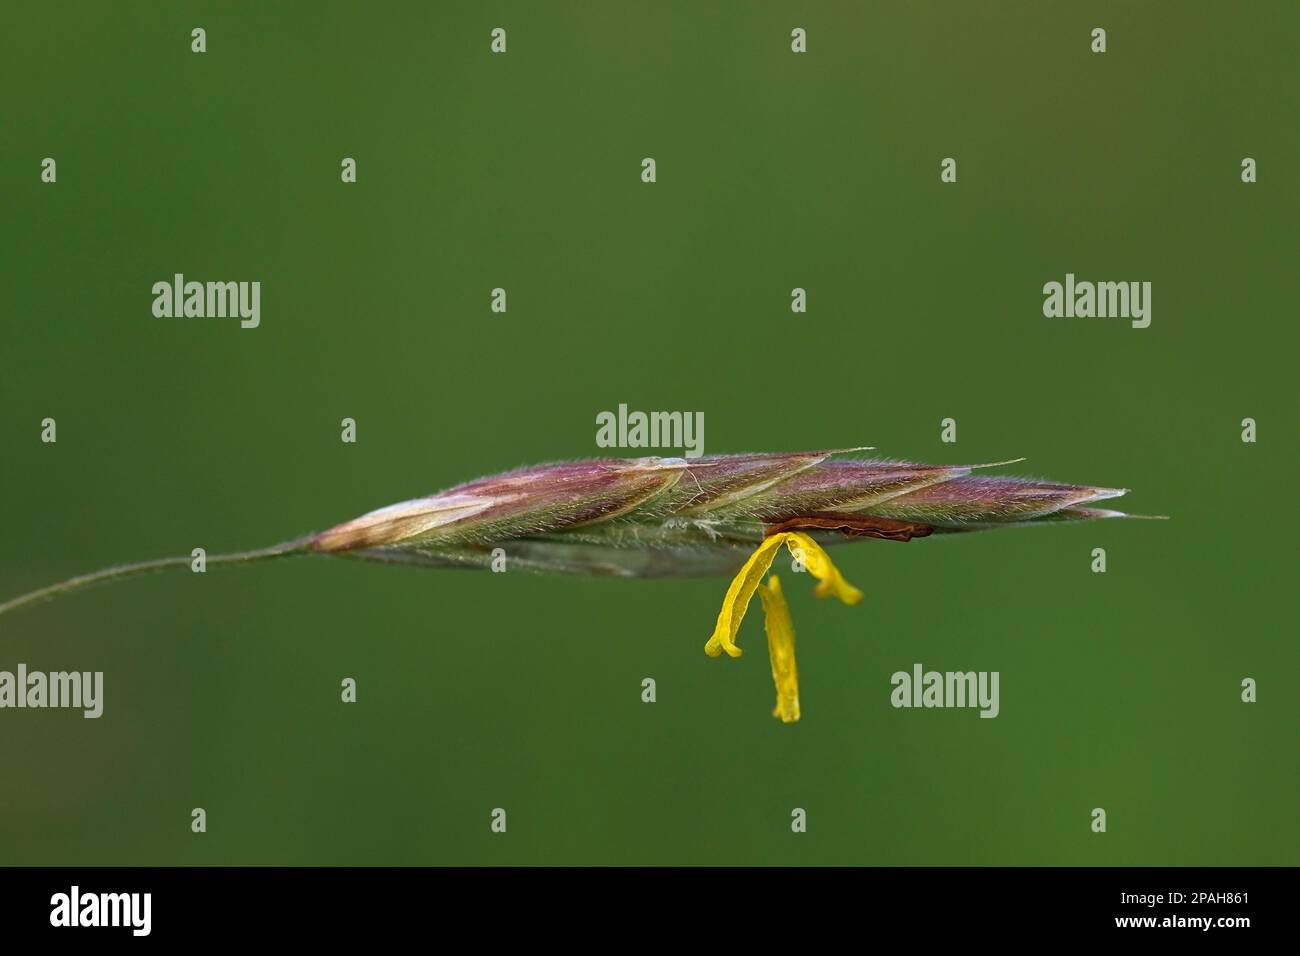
[0,538,313,619]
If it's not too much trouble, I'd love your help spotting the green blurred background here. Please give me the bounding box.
[1,2,1295,865]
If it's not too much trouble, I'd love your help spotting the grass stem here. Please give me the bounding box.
[0,538,313,620]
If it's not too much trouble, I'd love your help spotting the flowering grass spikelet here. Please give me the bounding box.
[0,450,1159,722]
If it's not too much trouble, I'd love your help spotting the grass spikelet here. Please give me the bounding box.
[1,450,1158,721]
[0,450,1151,613]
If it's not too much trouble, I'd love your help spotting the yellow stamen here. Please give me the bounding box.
[785,532,864,605]
[703,534,787,658]
[703,531,864,706]
[758,575,800,723]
